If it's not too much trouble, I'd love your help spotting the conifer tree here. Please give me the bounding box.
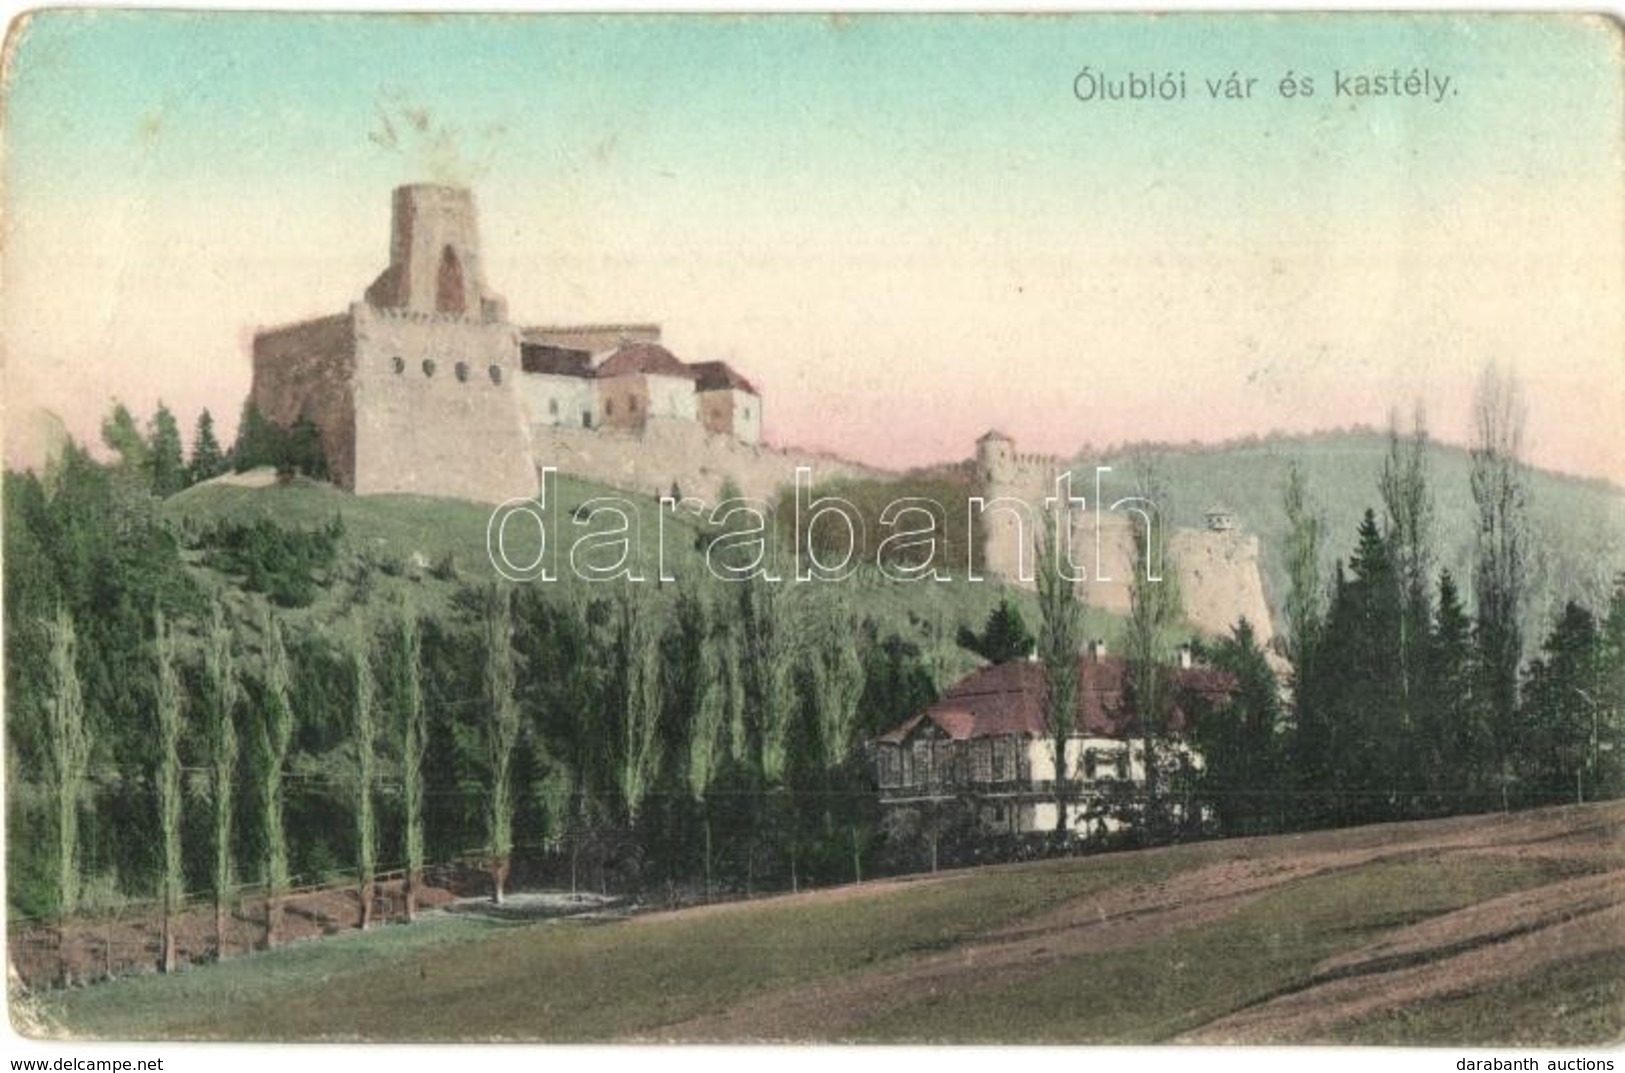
[189,408,228,484]
[147,403,187,497]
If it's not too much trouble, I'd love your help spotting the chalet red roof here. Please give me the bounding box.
[875,656,1234,745]
[690,360,758,395]
[596,342,693,380]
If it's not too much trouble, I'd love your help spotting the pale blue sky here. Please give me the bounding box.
[4,12,1621,478]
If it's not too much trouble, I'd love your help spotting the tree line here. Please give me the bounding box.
[1195,366,1625,835]
[4,412,942,954]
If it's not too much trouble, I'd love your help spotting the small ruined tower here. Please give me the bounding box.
[364,184,508,322]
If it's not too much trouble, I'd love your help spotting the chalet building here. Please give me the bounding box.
[873,642,1234,840]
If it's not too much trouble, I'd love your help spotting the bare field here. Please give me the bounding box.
[21,802,1624,1045]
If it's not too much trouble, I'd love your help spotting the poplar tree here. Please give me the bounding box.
[351,633,378,929]
[612,590,664,823]
[45,608,90,927]
[1379,406,1436,785]
[687,596,738,900]
[392,612,427,921]
[806,590,867,881]
[203,600,241,959]
[1035,503,1082,841]
[258,609,294,947]
[1123,455,1183,837]
[483,585,520,904]
[1470,363,1530,805]
[154,609,185,971]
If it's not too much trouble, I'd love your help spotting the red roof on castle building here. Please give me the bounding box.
[875,656,1233,745]
[520,344,594,377]
[690,360,758,395]
[596,342,693,380]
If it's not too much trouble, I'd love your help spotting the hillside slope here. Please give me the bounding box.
[1084,432,1625,637]
[31,802,1625,1045]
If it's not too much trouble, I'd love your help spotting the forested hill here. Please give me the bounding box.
[1075,431,1625,640]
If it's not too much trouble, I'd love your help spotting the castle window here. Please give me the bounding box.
[630,398,639,414]
[436,246,466,316]
[548,399,559,417]
[606,400,615,417]
[422,359,437,378]
[488,364,503,385]
[391,356,405,375]
[582,411,594,429]
[455,361,470,383]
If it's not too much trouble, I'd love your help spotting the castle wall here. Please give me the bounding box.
[250,314,358,489]
[529,420,887,505]
[349,304,539,503]
[524,323,661,352]
[977,437,1275,642]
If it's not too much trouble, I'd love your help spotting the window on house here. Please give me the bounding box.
[1115,751,1130,780]
[582,411,594,429]
[630,397,640,414]
[606,400,615,417]
[993,738,1017,782]
[1084,751,1098,780]
[912,740,932,786]
[548,399,559,416]
[391,356,405,374]
[489,365,503,385]
[422,359,436,378]
[972,740,992,783]
[455,361,470,383]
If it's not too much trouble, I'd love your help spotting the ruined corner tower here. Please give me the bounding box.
[364,185,509,322]
[250,184,539,504]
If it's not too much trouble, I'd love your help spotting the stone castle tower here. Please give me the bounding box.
[975,430,1276,643]
[251,184,539,503]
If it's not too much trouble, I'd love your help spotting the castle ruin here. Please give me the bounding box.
[250,184,763,504]
[975,430,1275,644]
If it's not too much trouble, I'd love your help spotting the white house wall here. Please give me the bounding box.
[515,372,597,430]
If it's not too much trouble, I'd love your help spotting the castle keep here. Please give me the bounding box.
[251,185,762,504]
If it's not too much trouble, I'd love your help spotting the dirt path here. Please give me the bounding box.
[1179,872,1625,1043]
[648,805,1624,1042]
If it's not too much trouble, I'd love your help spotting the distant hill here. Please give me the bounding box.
[1076,431,1625,642]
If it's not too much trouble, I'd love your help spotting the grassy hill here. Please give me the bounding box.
[162,471,1129,691]
[1083,431,1625,639]
[28,801,1624,1045]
